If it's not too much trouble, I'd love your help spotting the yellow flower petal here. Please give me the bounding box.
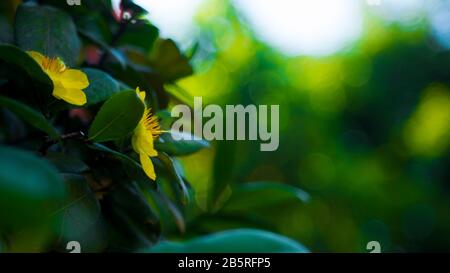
[132,124,158,157]
[140,153,156,180]
[58,69,89,89]
[28,51,45,67]
[53,82,87,106]
[136,87,146,102]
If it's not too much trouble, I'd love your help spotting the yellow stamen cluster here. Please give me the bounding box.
[41,57,66,73]
[143,108,163,139]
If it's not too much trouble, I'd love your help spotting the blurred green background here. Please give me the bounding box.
[135,0,450,252]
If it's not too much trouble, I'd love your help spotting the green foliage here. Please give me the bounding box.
[156,131,210,156]
[0,44,52,88]
[15,3,81,66]
[0,146,66,230]
[148,39,194,82]
[0,96,59,140]
[0,0,309,253]
[88,90,144,142]
[142,229,309,253]
[222,182,309,212]
[54,174,106,252]
[82,68,121,106]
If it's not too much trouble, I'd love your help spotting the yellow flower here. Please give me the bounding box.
[28,51,89,106]
[132,87,162,181]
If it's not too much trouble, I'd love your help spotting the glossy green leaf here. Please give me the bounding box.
[142,229,309,253]
[156,132,209,156]
[0,146,66,230]
[0,96,59,140]
[88,90,144,142]
[14,3,81,66]
[222,182,309,212]
[82,68,121,106]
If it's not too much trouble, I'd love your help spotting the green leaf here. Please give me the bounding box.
[54,174,106,252]
[141,229,309,253]
[87,143,156,187]
[149,39,193,82]
[210,141,236,210]
[88,90,144,142]
[157,152,190,205]
[0,146,67,230]
[0,44,52,88]
[222,182,310,212]
[14,3,81,66]
[117,21,159,52]
[148,185,186,234]
[103,182,160,250]
[87,143,141,171]
[156,132,209,156]
[0,96,59,140]
[82,68,121,106]
[45,152,89,174]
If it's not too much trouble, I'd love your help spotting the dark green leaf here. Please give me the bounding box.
[117,21,158,52]
[0,44,52,88]
[103,182,160,250]
[87,143,141,171]
[82,68,121,106]
[87,143,155,186]
[88,90,144,142]
[156,132,209,156]
[46,152,89,174]
[210,141,236,210]
[0,146,66,230]
[142,229,309,253]
[14,3,81,66]
[0,96,59,140]
[54,174,106,252]
[157,152,190,205]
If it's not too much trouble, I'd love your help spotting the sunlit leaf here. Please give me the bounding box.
[148,39,193,82]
